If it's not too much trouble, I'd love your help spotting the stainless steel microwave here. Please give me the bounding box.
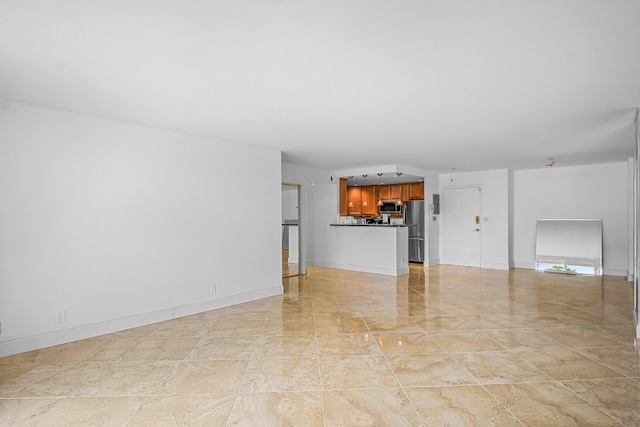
[379,200,402,214]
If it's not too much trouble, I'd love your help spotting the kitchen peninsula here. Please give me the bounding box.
[328,224,409,276]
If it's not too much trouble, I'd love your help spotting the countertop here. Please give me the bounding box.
[329,223,413,227]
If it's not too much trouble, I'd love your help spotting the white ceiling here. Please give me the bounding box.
[1,1,639,173]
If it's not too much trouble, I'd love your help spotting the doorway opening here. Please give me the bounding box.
[282,183,301,278]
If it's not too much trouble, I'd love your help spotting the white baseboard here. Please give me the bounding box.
[513,261,536,269]
[603,268,628,277]
[480,262,511,270]
[0,285,283,358]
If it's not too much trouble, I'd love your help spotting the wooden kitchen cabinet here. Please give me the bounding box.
[339,179,423,216]
[390,184,402,199]
[347,186,362,215]
[361,186,377,215]
[402,184,410,202]
[409,182,424,199]
[339,178,348,216]
[378,184,402,200]
[378,185,390,200]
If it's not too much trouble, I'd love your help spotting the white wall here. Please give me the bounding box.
[424,173,440,266]
[0,101,283,356]
[439,169,511,270]
[513,162,629,276]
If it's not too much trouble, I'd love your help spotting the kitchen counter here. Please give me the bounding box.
[322,223,409,276]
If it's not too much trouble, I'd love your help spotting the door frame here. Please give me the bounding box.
[442,185,483,267]
[282,182,304,278]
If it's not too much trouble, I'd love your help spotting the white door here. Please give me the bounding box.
[443,186,482,267]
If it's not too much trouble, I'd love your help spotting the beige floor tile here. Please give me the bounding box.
[405,385,522,426]
[267,306,315,319]
[118,337,200,361]
[500,313,570,329]
[156,360,248,395]
[33,396,147,426]
[452,351,551,384]
[187,336,257,360]
[596,325,639,344]
[551,310,615,328]
[241,357,320,392]
[458,313,517,330]
[485,382,620,426]
[514,348,627,381]
[387,353,477,387]
[483,328,565,351]
[128,393,235,426]
[574,344,640,377]
[316,333,382,356]
[71,361,177,397]
[561,378,640,426]
[314,317,369,334]
[363,316,423,333]
[432,330,505,352]
[319,355,400,390]
[313,304,362,318]
[26,337,138,363]
[262,318,316,335]
[0,363,87,398]
[412,314,470,331]
[540,326,622,348]
[228,391,324,426]
[322,388,423,427]
[0,363,37,386]
[130,318,213,338]
[374,332,445,355]
[253,335,317,359]
[0,398,60,426]
[205,319,266,337]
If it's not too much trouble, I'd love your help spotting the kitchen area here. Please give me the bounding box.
[328,174,432,276]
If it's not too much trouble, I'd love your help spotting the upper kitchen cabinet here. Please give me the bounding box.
[379,184,402,200]
[338,175,424,216]
[347,186,362,215]
[361,186,377,215]
[402,184,410,201]
[339,178,348,216]
[409,182,424,200]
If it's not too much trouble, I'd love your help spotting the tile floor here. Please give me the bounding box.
[1,265,639,426]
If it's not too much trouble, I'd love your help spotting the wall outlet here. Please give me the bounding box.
[209,284,216,295]
[56,311,66,324]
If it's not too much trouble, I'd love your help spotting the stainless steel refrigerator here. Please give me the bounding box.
[404,200,425,263]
